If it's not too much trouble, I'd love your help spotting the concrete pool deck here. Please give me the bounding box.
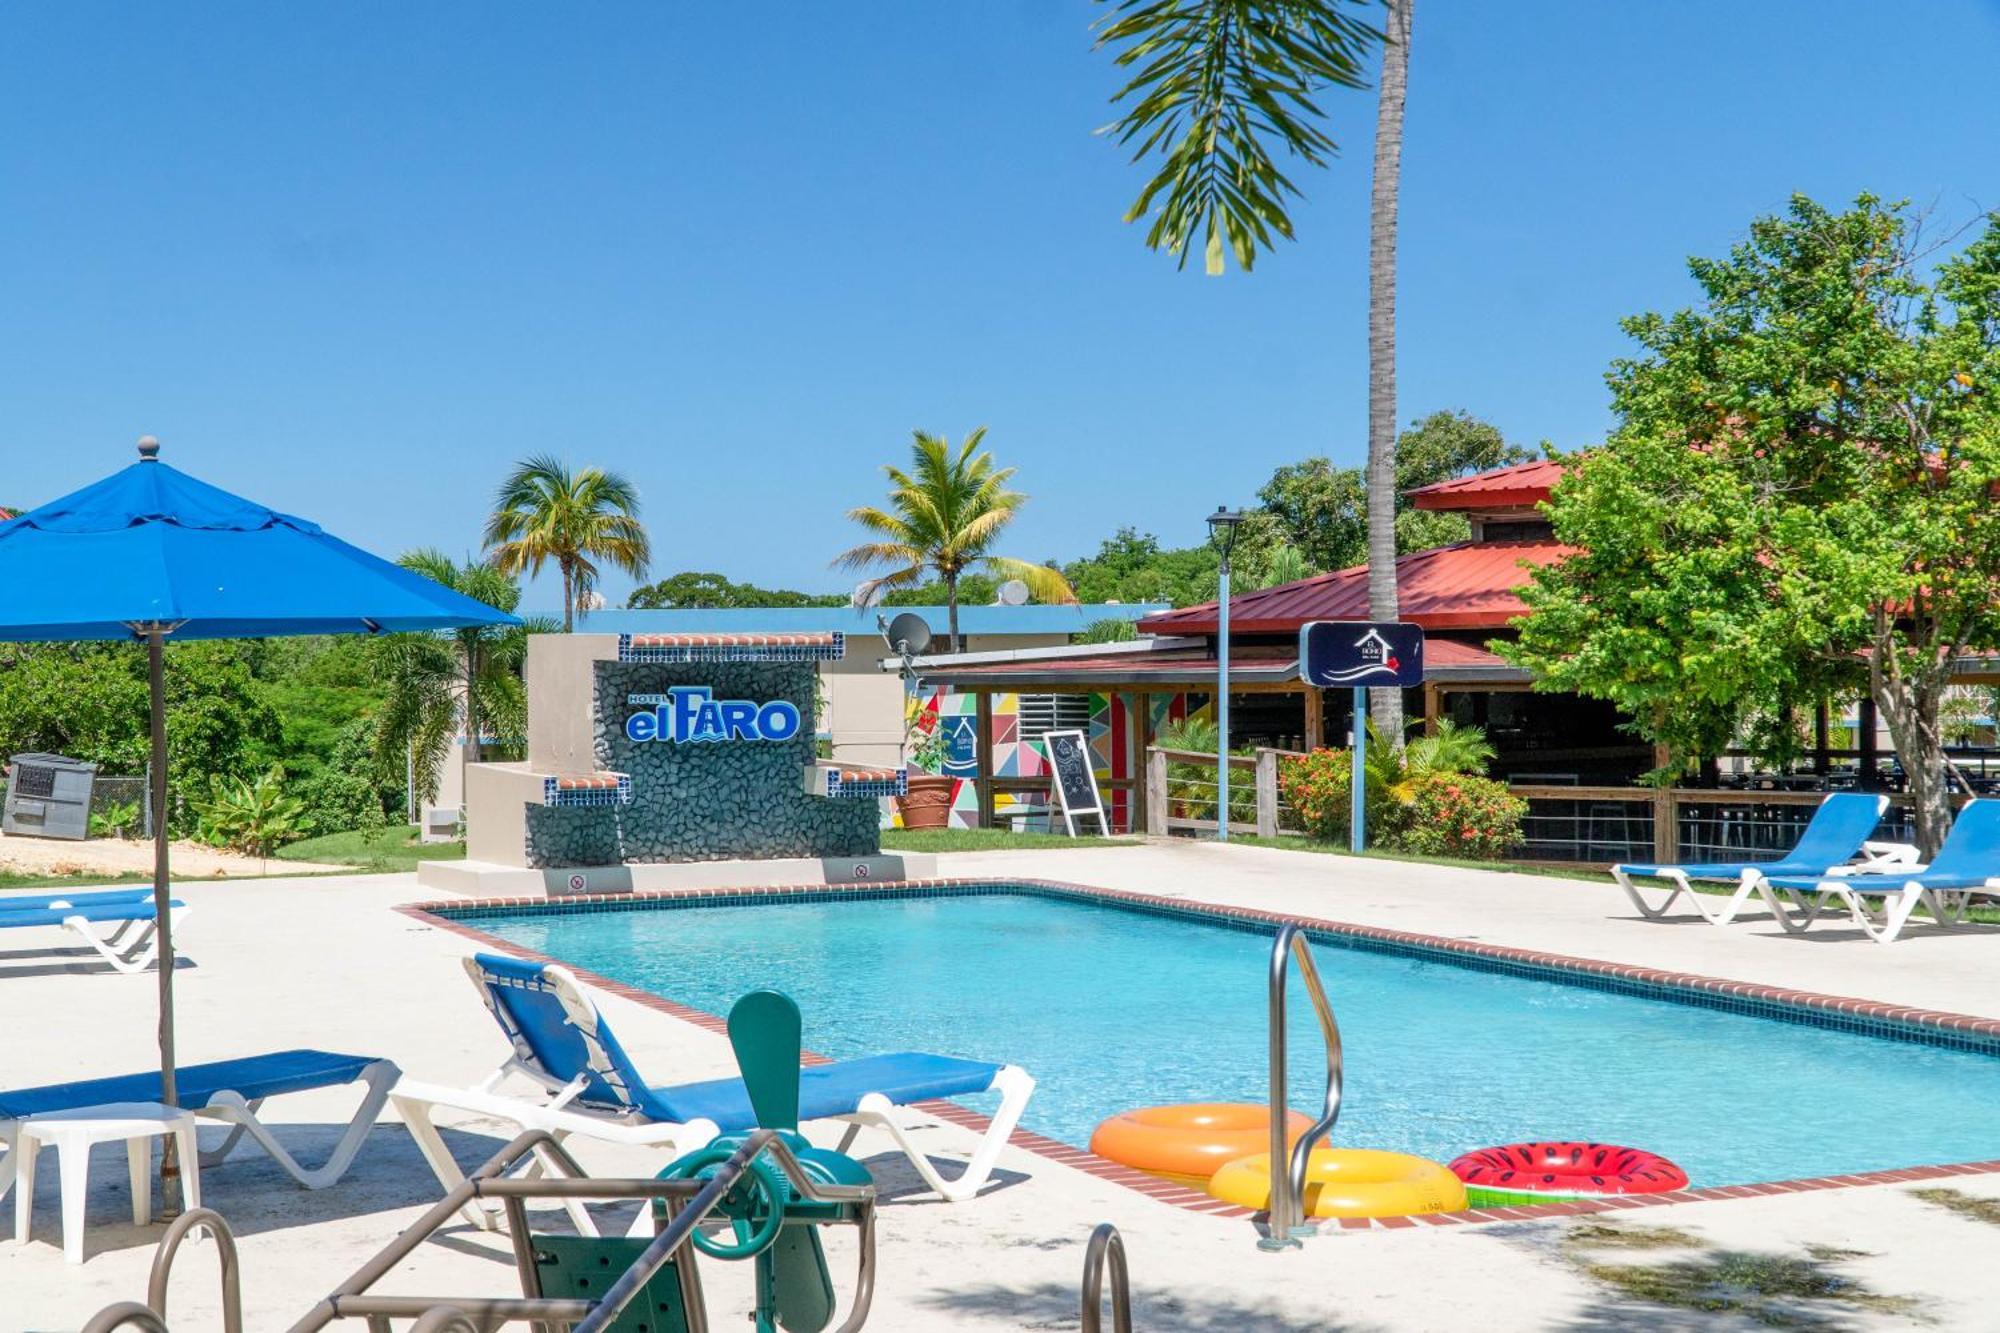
[5,840,2000,1330]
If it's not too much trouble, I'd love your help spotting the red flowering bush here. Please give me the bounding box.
[1279,747,1383,843]
[1393,772,1526,860]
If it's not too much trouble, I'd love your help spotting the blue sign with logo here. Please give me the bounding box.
[625,687,802,744]
[1298,621,1426,688]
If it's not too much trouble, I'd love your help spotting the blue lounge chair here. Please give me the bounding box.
[1609,792,1908,926]
[0,897,189,973]
[391,953,1035,1228]
[0,887,153,914]
[0,1049,400,1207]
[1759,798,2000,943]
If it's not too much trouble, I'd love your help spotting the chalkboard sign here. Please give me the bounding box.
[1041,729,1106,836]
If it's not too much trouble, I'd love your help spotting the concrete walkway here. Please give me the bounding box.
[3,842,1998,1330]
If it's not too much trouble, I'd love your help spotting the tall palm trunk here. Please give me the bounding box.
[1366,0,1412,747]
[559,557,575,633]
[945,570,962,654]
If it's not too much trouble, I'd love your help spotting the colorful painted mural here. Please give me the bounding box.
[890,688,1195,831]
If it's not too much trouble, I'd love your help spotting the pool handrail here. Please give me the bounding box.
[1080,1222,1133,1333]
[1265,922,1343,1249]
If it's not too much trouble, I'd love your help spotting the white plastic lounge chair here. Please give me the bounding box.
[1608,793,1914,926]
[0,1049,399,1206]
[0,897,189,973]
[1758,799,2000,944]
[392,953,1036,1226]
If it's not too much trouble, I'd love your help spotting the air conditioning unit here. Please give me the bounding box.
[3,753,99,841]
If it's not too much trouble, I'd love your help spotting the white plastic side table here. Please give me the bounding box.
[12,1101,202,1264]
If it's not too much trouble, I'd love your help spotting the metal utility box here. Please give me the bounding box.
[3,753,99,840]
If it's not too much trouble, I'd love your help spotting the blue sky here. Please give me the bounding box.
[4,2,1997,613]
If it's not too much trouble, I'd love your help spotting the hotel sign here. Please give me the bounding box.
[1298,621,1426,688]
[625,688,802,744]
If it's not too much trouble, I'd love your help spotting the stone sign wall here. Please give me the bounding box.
[522,658,879,867]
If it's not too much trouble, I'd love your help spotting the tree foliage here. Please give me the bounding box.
[1258,410,1532,571]
[1504,195,2000,852]
[1096,0,1378,273]
[834,428,1076,648]
[628,571,845,610]
[486,454,651,632]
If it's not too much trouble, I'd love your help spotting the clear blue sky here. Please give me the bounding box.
[4,2,1997,614]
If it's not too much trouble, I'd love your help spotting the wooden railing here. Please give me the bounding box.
[1144,746,1307,839]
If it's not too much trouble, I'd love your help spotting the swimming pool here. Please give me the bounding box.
[445,883,2000,1189]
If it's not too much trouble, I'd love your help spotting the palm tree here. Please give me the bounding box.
[1099,1,1412,740]
[1366,0,1413,745]
[373,551,550,813]
[484,455,651,632]
[833,428,1076,651]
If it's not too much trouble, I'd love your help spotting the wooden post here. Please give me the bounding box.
[1146,747,1169,836]
[1422,683,1442,737]
[1652,742,1677,863]
[1129,692,1153,833]
[1255,749,1280,838]
[1858,695,1879,788]
[1302,686,1325,751]
[974,690,995,829]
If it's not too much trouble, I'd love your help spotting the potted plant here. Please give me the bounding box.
[896,700,956,829]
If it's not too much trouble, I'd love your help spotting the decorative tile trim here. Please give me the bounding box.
[540,773,633,807]
[824,767,907,799]
[397,876,2000,1231]
[618,632,843,663]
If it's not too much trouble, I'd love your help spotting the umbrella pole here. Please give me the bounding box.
[147,626,183,1217]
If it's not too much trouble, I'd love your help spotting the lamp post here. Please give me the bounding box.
[1207,506,1245,841]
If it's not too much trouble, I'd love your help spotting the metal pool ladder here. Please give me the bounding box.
[1263,922,1344,1249]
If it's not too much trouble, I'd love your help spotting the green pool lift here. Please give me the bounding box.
[81,990,879,1333]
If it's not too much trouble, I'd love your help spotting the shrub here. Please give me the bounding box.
[1392,772,1526,860]
[1279,746,1356,842]
[1158,716,1256,827]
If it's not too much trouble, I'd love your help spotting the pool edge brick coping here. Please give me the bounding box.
[394,876,2000,1233]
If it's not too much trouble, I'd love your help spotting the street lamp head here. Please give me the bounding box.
[1206,505,1246,563]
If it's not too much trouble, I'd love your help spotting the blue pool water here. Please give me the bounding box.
[460,888,2000,1187]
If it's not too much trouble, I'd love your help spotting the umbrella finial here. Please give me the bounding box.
[137,435,160,461]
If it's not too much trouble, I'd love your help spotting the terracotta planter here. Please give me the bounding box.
[896,773,956,829]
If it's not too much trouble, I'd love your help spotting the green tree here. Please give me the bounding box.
[1256,411,1531,570]
[833,428,1076,650]
[1503,195,2000,854]
[373,551,548,813]
[485,455,651,632]
[627,571,845,610]
[1063,529,1221,608]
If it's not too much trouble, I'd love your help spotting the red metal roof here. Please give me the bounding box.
[1407,458,1568,511]
[1137,539,1571,635]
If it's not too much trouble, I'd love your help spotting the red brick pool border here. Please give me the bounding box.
[396,876,2000,1232]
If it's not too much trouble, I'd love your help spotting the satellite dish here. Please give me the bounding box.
[882,612,933,657]
[996,579,1030,606]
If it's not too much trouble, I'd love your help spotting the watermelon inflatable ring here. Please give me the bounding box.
[1447,1141,1689,1207]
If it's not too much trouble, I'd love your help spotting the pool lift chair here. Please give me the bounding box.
[80,990,879,1333]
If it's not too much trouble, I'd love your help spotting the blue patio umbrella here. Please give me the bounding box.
[0,437,518,1204]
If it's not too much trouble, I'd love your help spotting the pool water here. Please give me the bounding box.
[462,889,2000,1187]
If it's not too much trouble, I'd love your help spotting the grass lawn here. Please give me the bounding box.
[277,825,467,874]
[880,827,1138,853]
[0,870,154,893]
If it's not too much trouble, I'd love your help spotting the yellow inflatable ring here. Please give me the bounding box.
[1208,1149,1468,1218]
[1089,1104,1312,1189]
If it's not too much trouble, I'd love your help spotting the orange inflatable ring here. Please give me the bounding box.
[1089,1103,1313,1189]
